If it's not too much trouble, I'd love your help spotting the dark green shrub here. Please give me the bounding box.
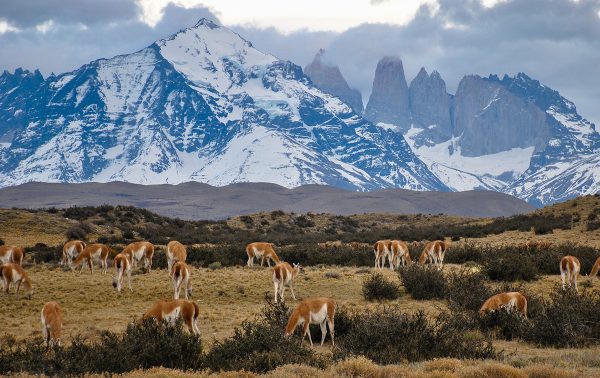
[362,272,401,301]
[444,243,484,264]
[25,243,61,263]
[0,318,202,375]
[525,288,600,347]
[399,264,446,300]
[483,252,538,282]
[203,299,323,373]
[0,239,4,246]
[478,309,529,341]
[445,269,493,311]
[65,224,88,241]
[295,215,315,228]
[587,221,600,231]
[533,224,553,235]
[333,306,498,364]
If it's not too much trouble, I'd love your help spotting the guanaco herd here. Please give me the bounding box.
[3,238,600,348]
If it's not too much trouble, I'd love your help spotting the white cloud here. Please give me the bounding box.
[35,19,54,33]
[137,0,436,32]
[0,20,18,33]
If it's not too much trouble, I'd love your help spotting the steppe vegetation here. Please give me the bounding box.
[2,195,600,376]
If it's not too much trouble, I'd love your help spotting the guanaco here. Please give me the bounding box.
[285,297,335,347]
[246,242,280,267]
[479,292,528,319]
[41,301,63,347]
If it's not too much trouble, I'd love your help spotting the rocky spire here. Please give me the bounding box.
[364,56,410,131]
[304,49,363,114]
[408,67,452,143]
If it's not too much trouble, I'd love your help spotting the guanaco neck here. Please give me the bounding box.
[285,307,302,334]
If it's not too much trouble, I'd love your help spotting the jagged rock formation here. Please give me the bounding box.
[408,67,452,146]
[304,49,363,114]
[364,56,410,131]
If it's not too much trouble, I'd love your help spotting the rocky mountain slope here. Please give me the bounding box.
[305,55,599,205]
[0,19,446,192]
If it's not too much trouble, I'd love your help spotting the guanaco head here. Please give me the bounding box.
[293,263,305,274]
[22,276,33,299]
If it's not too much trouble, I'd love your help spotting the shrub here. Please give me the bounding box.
[587,221,600,231]
[203,300,324,373]
[25,243,62,263]
[445,269,493,311]
[533,224,553,235]
[399,264,446,300]
[333,306,498,364]
[525,288,600,347]
[0,318,202,375]
[362,273,400,301]
[483,252,538,282]
[295,215,315,228]
[0,239,4,246]
[444,243,484,264]
[65,224,88,241]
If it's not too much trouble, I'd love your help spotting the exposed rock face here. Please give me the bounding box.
[452,75,552,157]
[304,49,363,114]
[0,68,45,144]
[364,56,410,131]
[408,68,452,146]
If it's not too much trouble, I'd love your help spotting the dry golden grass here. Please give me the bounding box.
[0,209,77,246]
[39,358,592,378]
[0,264,443,344]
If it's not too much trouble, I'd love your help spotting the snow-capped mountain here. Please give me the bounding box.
[0,19,447,192]
[345,57,599,205]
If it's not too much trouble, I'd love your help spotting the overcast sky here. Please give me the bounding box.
[0,0,598,125]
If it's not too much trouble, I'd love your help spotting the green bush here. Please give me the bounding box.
[203,299,324,373]
[444,243,484,264]
[362,273,401,301]
[0,318,202,375]
[399,264,446,300]
[444,269,493,311]
[483,252,538,282]
[333,306,498,364]
[525,288,600,347]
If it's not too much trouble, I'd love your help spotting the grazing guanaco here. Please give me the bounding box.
[390,240,411,270]
[171,261,193,300]
[418,240,450,270]
[479,292,528,319]
[62,240,86,266]
[41,301,63,347]
[112,253,132,292]
[142,299,200,335]
[0,245,25,265]
[122,241,155,270]
[285,297,335,347]
[560,255,581,291]
[71,243,109,274]
[589,256,600,279]
[273,262,303,303]
[246,242,280,267]
[373,240,391,269]
[1,263,33,299]
[166,241,187,272]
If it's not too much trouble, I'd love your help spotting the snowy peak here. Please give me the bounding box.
[0,19,448,194]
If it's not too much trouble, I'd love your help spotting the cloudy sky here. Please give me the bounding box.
[0,0,599,125]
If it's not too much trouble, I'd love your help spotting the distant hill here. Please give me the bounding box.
[0,181,534,220]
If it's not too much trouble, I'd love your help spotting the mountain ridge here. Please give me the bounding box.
[0,181,535,220]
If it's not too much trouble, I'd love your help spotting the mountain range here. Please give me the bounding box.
[0,18,597,206]
[306,52,599,206]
